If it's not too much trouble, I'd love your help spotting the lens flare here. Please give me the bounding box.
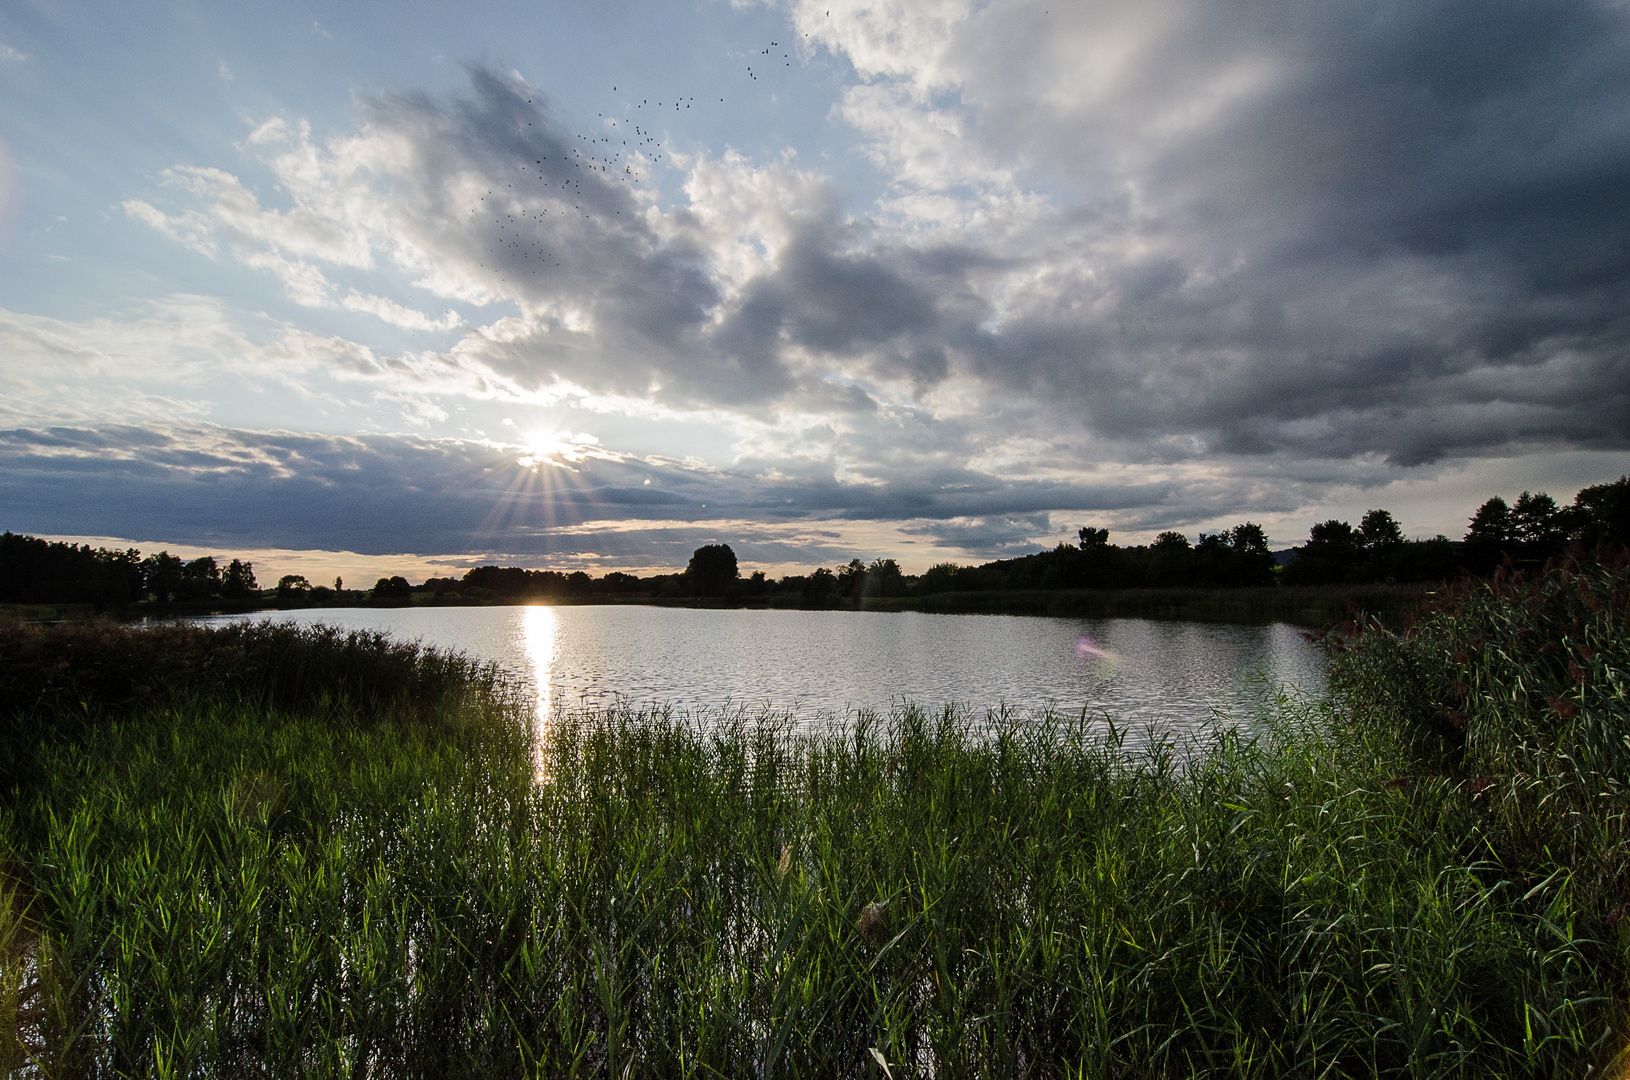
[1075,634,1110,660]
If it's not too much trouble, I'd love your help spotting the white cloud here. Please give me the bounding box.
[123,163,373,270]
[0,298,408,404]
[341,290,463,332]
[235,248,335,307]
[791,0,971,93]
[675,150,835,299]
[0,42,33,63]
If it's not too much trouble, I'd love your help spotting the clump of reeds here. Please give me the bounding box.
[1329,548,1630,922]
[0,616,513,800]
[0,612,1623,1075]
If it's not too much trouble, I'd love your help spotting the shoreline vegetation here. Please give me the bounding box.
[0,548,1626,1073]
[0,584,1432,629]
[3,477,1626,630]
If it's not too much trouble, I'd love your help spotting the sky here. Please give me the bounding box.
[1,0,1628,582]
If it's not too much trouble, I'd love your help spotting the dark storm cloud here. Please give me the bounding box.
[410,4,1630,467]
[942,0,1630,464]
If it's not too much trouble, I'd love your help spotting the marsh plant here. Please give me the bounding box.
[0,586,1625,1076]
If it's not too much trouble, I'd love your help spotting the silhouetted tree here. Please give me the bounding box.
[142,552,187,603]
[1148,532,1193,587]
[1191,523,1275,587]
[1573,475,1630,547]
[178,556,221,601]
[865,558,905,598]
[1283,520,1362,585]
[1466,491,1571,569]
[917,562,980,595]
[276,575,312,601]
[1193,532,1232,584]
[1511,491,1568,558]
[1357,509,1403,550]
[804,566,838,600]
[1462,496,1514,573]
[1228,522,1276,585]
[1467,496,1513,545]
[0,533,142,604]
[598,572,643,594]
[372,576,413,600]
[221,559,257,598]
[836,558,867,599]
[685,544,739,597]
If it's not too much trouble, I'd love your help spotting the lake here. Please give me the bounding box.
[199,605,1326,736]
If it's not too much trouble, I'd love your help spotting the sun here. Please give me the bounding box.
[517,430,570,468]
[515,429,601,469]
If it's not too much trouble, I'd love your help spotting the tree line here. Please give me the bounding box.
[0,533,418,608]
[0,534,259,606]
[4,476,1624,607]
[414,475,1627,604]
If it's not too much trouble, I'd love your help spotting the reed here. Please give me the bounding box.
[1328,548,1630,964]
[0,599,1623,1076]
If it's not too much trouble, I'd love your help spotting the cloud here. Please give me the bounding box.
[898,513,1055,557]
[787,0,1630,467]
[135,38,1627,466]
[0,299,400,393]
[0,42,32,63]
[340,290,462,332]
[0,419,1252,563]
[98,10,1630,559]
[122,69,1003,419]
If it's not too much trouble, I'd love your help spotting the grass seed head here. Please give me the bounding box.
[857,901,888,948]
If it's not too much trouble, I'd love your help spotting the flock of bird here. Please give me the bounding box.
[472,24,822,281]
[745,40,793,81]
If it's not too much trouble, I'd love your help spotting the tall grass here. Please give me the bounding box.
[0,599,1624,1076]
[1329,548,1630,973]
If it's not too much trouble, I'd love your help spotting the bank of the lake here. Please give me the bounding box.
[0,552,1624,1076]
[13,580,1425,630]
[856,582,1431,625]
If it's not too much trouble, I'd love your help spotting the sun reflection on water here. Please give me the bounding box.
[521,605,558,776]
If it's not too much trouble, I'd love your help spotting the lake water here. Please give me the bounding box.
[198,605,1326,736]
